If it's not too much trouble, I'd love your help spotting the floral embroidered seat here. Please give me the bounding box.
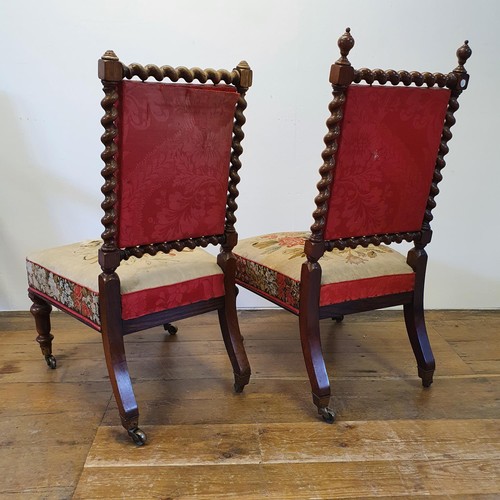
[26,51,253,444]
[234,29,471,423]
[235,232,415,314]
[27,241,225,329]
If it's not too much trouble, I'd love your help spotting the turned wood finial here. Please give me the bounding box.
[329,28,355,86]
[336,27,355,66]
[236,60,253,88]
[101,50,119,61]
[455,40,472,73]
[237,60,250,69]
[98,49,123,82]
[452,39,471,90]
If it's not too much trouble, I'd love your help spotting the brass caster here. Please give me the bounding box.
[45,355,56,369]
[128,427,147,446]
[318,407,335,424]
[163,323,178,335]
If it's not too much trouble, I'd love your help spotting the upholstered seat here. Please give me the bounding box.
[234,29,471,423]
[235,232,414,313]
[27,241,224,329]
[26,51,253,444]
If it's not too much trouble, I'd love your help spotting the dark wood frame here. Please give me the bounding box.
[29,51,253,444]
[301,29,471,421]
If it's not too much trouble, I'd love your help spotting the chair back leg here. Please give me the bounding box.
[100,323,144,443]
[299,261,335,422]
[404,248,436,387]
[217,252,251,392]
[99,273,145,445]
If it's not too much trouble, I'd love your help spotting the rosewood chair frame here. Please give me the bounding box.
[29,51,253,444]
[301,29,471,421]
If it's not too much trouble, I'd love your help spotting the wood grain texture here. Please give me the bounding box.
[73,459,500,499]
[1,310,499,498]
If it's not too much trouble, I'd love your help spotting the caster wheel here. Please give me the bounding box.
[45,355,57,369]
[234,382,244,393]
[128,427,147,446]
[419,367,434,388]
[332,315,344,323]
[163,323,178,335]
[318,407,335,424]
[422,377,433,388]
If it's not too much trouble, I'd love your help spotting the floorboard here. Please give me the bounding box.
[0,309,499,498]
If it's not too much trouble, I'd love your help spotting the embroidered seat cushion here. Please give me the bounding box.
[234,232,415,313]
[26,240,224,329]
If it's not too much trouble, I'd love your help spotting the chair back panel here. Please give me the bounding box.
[324,84,450,241]
[116,80,239,248]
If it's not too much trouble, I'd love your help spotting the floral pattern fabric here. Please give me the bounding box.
[27,260,100,327]
[325,85,451,240]
[234,232,415,312]
[27,240,225,328]
[117,81,239,248]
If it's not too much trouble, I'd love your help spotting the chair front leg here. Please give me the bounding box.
[405,247,435,387]
[29,292,56,369]
[217,251,251,392]
[299,260,335,423]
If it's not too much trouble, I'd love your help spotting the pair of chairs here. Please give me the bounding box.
[26,29,471,444]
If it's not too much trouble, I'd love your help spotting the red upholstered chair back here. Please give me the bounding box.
[324,84,451,241]
[116,81,239,248]
[308,29,471,253]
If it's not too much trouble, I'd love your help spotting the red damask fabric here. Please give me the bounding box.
[121,274,225,320]
[319,273,415,307]
[235,272,415,315]
[324,85,451,240]
[117,81,239,248]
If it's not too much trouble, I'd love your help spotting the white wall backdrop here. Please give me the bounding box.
[1,0,499,311]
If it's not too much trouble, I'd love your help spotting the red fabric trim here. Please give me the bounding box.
[116,81,239,248]
[325,85,451,240]
[28,287,101,331]
[235,252,415,311]
[121,274,225,320]
[319,273,415,306]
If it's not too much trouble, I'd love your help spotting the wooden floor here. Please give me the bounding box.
[0,310,499,499]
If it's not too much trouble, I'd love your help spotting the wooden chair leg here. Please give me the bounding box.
[217,251,251,392]
[217,307,251,392]
[99,272,145,445]
[299,314,335,423]
[405,247,435,387]
[100,325,145,445]
[29,292,56,369]
[300,260,335,423]
[404,302,435,387]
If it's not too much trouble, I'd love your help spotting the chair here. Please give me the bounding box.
[234,29,471,422]
[26,51,253,444]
